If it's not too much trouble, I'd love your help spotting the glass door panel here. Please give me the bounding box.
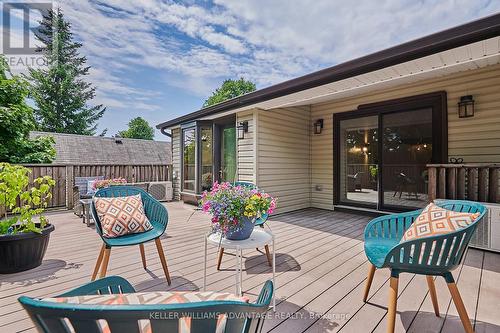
[221,126,236,183]
[200,127,213,191]
[339,116,379,208]
[182,128,196,191]
[381,108,432,209]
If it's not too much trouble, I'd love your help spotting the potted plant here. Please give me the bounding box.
[0,163,55,273]
[199,182,276,240]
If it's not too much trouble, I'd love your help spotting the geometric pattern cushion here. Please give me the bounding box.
[43,291,249,333]
[94,194,152,238]
[402,202,480,242]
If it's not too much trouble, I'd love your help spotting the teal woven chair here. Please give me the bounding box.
[216,181,271,270]
[19,276,274,333]
[90,186,171,285]
[363,200,486,333]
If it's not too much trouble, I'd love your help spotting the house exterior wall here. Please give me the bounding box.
[171,127,182,201]
[256,106,312,214]
[310,63,500,210]
[169,63,500,211]
[236,111,256,183]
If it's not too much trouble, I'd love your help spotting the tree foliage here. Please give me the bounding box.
[118,117,155,140]
[27,8,105,135]
[203,78,256,108]
[0,56,55,163]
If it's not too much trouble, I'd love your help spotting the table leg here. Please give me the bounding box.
[86,205,91,227]
[272,237,276,311]
[81,204,86,224]
[203,237,207,292]
[240,249,243,296]
[235,246,240,296]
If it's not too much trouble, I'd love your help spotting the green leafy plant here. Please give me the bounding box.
[369,165,378,179]
[0,163,55,235]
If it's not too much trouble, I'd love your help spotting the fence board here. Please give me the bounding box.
[14,164,171,209]
[427,164,499,204]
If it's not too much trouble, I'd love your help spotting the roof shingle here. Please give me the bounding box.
[30,131,171,165]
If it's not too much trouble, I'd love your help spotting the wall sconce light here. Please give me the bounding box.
[458,95,474,118]
[362,143,369,154]
[314,119,324,134]
[237,121,248,139]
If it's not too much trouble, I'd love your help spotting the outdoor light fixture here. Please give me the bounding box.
[362,143,369,154]
[237,121,248,139]
[458,95,475,118]
[314,119,324,134]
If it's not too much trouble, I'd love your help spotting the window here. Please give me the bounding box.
[182,127,196,192]
[200,127,213,191]
[180,116,236,195]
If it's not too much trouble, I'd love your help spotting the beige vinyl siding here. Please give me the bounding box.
[171,127,181,200]
[236,111,255,183]
[310,62,500,210]
[256,106,311,214]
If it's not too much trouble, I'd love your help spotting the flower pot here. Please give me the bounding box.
[0,223,54,274]
[225,217,255,240]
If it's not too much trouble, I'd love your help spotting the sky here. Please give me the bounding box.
[2,0,500,140]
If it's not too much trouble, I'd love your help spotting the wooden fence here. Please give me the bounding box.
[427,164,499,203]
[19,164,171,209]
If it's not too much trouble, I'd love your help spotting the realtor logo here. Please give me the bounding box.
[2,2,52,55]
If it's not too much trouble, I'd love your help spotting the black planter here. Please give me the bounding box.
[0,223,55,274]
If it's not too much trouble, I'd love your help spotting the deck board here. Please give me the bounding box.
[0,202,499,332]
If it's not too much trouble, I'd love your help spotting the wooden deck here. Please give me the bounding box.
[1,202,499,333]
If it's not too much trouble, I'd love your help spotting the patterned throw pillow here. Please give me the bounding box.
[94,194,152,238]
[402,202,480,242]
[43,291,250,333]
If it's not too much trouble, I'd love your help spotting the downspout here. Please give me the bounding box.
[160,127,172,138]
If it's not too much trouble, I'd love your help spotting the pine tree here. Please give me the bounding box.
[27,8,105,135]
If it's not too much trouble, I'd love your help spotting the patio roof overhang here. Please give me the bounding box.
[157,12,500,131]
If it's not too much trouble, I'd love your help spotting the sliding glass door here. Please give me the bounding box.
[335,92,446,211]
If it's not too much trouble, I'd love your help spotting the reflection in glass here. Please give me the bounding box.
[221,127,236,183]
[382,108,432,208]
[339,116,379,207]
[183,128,196,191]
[200,127,213,191]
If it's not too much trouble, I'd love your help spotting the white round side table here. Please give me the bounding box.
[203,228,276,310]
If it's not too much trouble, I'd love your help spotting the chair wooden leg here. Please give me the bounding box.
[447,282,474,333]
[217,248,224,270]
[155,238,171,285]
[264,245,272,267]
[387,275,399,333]
[426,276,440,317]
[99,246,111,279]
[139,244,147,269]
[91,244,106,281]
[363,264,376,302]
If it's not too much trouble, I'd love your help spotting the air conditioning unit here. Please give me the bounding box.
[469,202,500,253]
[148,181,173,202]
